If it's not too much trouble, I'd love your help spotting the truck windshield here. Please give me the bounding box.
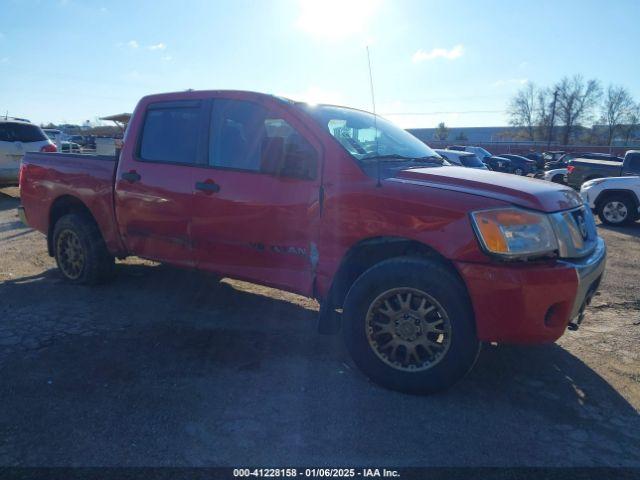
[297,104,438,163]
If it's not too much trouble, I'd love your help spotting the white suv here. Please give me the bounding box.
[581,176,640,226]
[0,119,56,186]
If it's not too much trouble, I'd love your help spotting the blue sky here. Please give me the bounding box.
[1,0,639,128]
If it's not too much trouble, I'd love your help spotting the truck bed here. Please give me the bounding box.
[19,152,124,255]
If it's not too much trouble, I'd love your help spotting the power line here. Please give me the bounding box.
[381,110,506,116]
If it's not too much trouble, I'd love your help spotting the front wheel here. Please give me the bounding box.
[514,167,524,176]
[342,257,480,394]
[597,195,636,226]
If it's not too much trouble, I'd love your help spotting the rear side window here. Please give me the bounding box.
[0,123,47,143]
[139,103,201,164]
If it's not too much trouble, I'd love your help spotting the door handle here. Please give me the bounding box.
[195,181,220,194]
[121,171,141,183]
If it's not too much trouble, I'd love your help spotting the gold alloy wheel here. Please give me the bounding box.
[365,287,452,372]
[56,229,85,280]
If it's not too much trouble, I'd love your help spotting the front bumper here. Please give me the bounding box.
[562,237,606,329]
[455,237,606,343]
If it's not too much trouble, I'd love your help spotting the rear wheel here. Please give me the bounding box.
[342,257,480,394]
[597,194,636,226]
[551,174,565,184]
[53,213,115,284]
[514,167,524,176]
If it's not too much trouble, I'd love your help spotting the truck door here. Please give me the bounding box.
[114,100,206,268]
[189,96,322,296]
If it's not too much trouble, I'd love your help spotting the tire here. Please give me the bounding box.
[52,213,115,284]
[551,175,565,184]
[514,167,524,176]
[342,257,480,394]
[597,194,637,226]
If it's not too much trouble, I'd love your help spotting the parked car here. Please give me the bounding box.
[60,141,82,153]
[0,119,56,186]
[68,135,87,147]
[544,153,576,170]
[581,176,640,225]
[43,128,69,143]
[542,168,568,184]
[433,149,489,169]
[447,145,492,162]
[566,150,640,188]
[18,90,606,394]
[547,152,622,170]
[525,152,545,169]
[498,154,537,176]
[483,155,513,173]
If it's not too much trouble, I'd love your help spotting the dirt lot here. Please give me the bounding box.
[0,186,638,467]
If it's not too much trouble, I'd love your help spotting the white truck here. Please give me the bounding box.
[581,176,640,226]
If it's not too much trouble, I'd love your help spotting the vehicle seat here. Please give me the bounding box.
[260,137,284,174]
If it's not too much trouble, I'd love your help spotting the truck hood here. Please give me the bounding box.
[392,166,583,212]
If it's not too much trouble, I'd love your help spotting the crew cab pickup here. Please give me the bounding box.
[566,150,640,189]
[18,90,607,394]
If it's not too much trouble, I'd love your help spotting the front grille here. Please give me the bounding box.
[549,205,598,259]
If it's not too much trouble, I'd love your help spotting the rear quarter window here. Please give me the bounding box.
[0,123,47,143]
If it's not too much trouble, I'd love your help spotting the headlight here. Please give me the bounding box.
[470,208,558,259]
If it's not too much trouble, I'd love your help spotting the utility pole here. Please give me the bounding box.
[547,89,558,149]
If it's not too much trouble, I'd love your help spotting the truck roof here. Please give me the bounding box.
[138,89,375,116]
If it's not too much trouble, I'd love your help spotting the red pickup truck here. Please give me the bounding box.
[18,90,606,394]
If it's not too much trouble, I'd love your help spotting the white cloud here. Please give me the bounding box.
[492,78,528,87]
[412,45,464,63]
[148,43,166,51]
[162,55,173,62]
[296,0,381,41]
[126,40,139,49]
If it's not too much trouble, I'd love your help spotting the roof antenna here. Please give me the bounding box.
[366,46,381,187]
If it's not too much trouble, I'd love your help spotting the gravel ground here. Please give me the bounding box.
[0,187,638,467]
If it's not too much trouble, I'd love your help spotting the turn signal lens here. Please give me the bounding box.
[471,208,558,258]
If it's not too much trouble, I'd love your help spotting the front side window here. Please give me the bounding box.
[209,99,317,179]
[139,104,200,164]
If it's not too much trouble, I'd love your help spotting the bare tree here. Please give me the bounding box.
[434,122,449,141]
[601,86,635,145]
[621,103,640,145]
[535,87,554,143]
[507,83,537,141]
[555,75,602,145]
